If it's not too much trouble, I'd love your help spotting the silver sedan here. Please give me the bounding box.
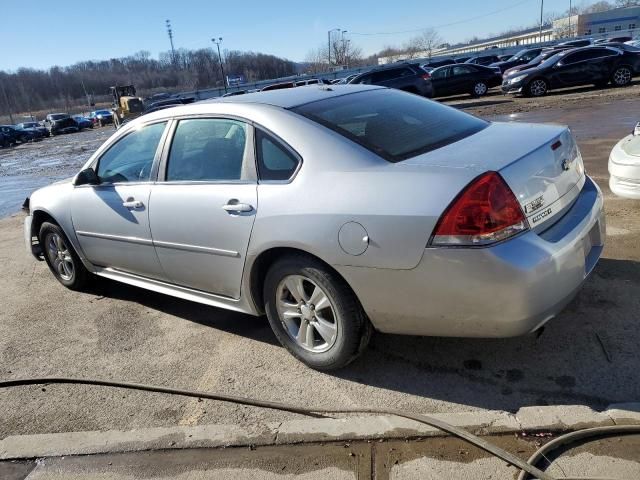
[24,85,605,370]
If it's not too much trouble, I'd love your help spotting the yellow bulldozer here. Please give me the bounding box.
[110,85,144,128]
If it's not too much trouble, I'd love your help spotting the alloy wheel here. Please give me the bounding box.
[529,79,547,96]
[613,67,632,86]
[45,233,75,281]
[275,275,339,353]
[474,82,488,96]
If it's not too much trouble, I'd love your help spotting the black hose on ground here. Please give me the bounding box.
[1,377,639,480]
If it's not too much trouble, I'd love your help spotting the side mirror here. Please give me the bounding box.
[73,167,99,186]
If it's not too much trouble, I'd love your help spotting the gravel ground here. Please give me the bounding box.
[0,85,639,438]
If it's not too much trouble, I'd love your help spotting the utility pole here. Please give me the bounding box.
[166,19,176,65]
[539,0,544,43]
[212,37,227,94]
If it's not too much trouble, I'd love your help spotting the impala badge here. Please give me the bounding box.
[525,195,545,214]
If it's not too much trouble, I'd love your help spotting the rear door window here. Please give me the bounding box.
[292,88,487,162]
[256,130,300,181]
[166,118,250,182]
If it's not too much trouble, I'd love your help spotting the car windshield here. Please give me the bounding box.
[96,110,110,115]
[50,114,68,120]
[291,89,488,162]
[511,49,530,60]
[539,51,567,68]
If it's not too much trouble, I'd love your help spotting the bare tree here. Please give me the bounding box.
[582,1,614,13]
[615,0,640,7]
[305,36,364,72]
[404,28,443,59]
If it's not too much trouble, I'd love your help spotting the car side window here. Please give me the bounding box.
[96,121,167,184]
[166,118,249,182]
[255,130,300,181]
[431,67,448,79]
[452,65,473,76]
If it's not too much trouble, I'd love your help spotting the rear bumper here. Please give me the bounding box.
[336,176,605,337]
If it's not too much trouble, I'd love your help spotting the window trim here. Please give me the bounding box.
[254,127,303,184]
[87,119,170,187]
[156,114,258,185]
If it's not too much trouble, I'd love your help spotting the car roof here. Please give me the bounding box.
[206,84,384,109]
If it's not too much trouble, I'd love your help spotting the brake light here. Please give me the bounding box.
[421,73,431,80]
[430,171,528,246]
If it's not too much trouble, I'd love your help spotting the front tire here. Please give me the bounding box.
[611,66,632,87]
[263,255,372,370]
[40,222,91,291]
[526,78,548,97]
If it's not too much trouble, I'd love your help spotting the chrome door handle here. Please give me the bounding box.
[222,202,253,213]
[122,199,143,209]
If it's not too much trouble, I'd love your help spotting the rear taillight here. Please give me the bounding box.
[430,171,528,246]
[421,73,431,80]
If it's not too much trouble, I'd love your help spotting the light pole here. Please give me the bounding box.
[166,20,176,65]
[568,0,573,38]
[539,0,544,43]
[211,37,227,94]
[328,28,341,66]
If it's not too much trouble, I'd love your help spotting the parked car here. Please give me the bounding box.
[15,121,49,138]
[421,58,456,69]
[73,116,94,130]
[88,110,113,126]
[0,125,37,143]
[464,55,502,66]
[261,81,296,91]
[24,85,604,370]
[296,79,331,86]
[337,74,358,84]
[497,55,513,61]
[430,64,502,98]
[595,36,632,44]
[556,38,592,48]
[455,56,471,63]
[44,113,79,135]
[609,122,640,199]
[0,131,12,147]
[348,63,433,97]
[502,46,640,97]
[490,48,543,73]
[503,47,573,78]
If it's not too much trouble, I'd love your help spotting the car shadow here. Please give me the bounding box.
[85,276,279,347]
[83,258,640,413]
[333,258,640,412]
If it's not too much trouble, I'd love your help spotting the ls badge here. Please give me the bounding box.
[525,195,545,214]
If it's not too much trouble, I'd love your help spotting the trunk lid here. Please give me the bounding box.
[402,121,585,230]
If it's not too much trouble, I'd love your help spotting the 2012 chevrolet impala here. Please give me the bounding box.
[24,85,605,370]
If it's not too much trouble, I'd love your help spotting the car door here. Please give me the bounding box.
[551,50,594,87]
[148,117,257,298]
[429,66,450,97]
[449,65,476,95]
[71,120,169,280]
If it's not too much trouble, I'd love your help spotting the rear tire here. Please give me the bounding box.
[263,255,372,370]
[526,78,548,97]
[39,222,91,291]
[471,81,488,97]
[611,66,632,87]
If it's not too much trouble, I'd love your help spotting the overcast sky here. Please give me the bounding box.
[0,0,608,71]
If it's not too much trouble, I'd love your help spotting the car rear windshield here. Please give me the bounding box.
[291,89,488,162]
[50,114,68,120]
